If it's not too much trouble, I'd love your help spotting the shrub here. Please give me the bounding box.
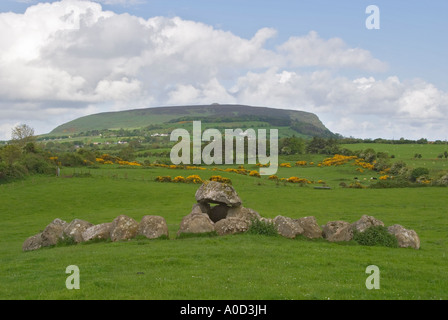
[173,176,186,183]
[246,219,278,236]
[155,176,172,182]
[353,226,398,248]
[410,167,429,182]
[249,170,261,178]
[185,175,203,184]
[209,175,231,184]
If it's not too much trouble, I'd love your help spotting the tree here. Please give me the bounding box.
[11,124,35,148]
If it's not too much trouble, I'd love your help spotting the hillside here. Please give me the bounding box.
[49,104,335,138]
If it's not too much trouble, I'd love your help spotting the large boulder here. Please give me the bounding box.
[110,215,139,241]
[295,216,322,239]
[273,215,304,239]
[214,217,250,236]
[41,218,67,247]
[387,224,420,249]
[63,219,93,243]
[322,221,353,242]
[137,215,169,239]
[351,215,384,233]
[82,222,113,242]
[226,206,260,223]
[23,233,43,251]
[195,181,242,207]
[177,207,215,236]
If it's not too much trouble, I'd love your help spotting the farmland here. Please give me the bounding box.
[0,141,447,300]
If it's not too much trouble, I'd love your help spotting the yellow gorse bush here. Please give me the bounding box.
[286,176,312,184]
[280,163,291,168]
[209,175,232,184]
[186,175,203,184]
[249,170,261,177]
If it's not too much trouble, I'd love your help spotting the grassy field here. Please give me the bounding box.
[0,154,447,299]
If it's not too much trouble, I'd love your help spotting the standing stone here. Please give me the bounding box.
[82,222,113,242]
[177,207,215,236]
[322,221,353,242]
[273,215,304,239]
[23,233,43,251]
[387,224,420,249]
[351,215,384,233]
[195,181,242,207]
[226,206,261,223]
[137,215,169,239]
[63,219,94,243]
[295,216,322,239]
[214,217,250,236]
[41,218,67,247]
[110,215,139,241]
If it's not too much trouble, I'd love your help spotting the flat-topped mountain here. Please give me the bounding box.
[49,104,335,138]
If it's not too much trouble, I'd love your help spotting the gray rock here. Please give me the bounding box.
[322,221,353,242]
[273,215,304,239]
[226,206,260,223]
[214,217,250,236]
[110,215,139,241]
[177,208,215,236]
[387,224,420,249]
[351,215,384,233]
[137,215,169,239]
[195,181,242,207]
[295,216,322,239]
[63,219,94,243]
[41,218,67,247]
[82,222,113,241]
[22,233,43,251]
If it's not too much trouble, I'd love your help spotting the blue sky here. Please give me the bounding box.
[1,0,447,140]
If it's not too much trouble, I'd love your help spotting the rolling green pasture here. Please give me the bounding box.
[341,143,448,171]
[0,160,447,299]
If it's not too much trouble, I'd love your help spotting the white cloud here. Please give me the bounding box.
[0,0,447,141]
[278,31,388,72]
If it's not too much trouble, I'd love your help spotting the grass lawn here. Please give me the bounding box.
[0,165,447,300]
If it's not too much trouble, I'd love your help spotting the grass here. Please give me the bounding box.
[0,165,447,300]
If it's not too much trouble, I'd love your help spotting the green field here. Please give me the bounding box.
[1,148,447,299]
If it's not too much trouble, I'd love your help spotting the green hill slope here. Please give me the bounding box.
[49,104,335,138]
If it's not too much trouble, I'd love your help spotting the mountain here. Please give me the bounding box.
[49,104,336,138]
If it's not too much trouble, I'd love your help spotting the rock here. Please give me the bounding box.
[63,219,94,243]
[273,215,304,239]
[41,218,67,247]
[214,217,250,236]
[260,217,273,224]
[110,215,139,241]
[195,181,242,207]
[23,233,43,251]
[137,215,169,239]
[177,208,215,236]
[196,202,211,215]
[387,224,420,249]
[226,206,261,223]
[82,222,113,241]
[295,216,322,239]
[322,221,353,242]
[208,204,229,223]
[351,215,384,233]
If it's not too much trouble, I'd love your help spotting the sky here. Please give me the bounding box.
[0,0,447,141]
